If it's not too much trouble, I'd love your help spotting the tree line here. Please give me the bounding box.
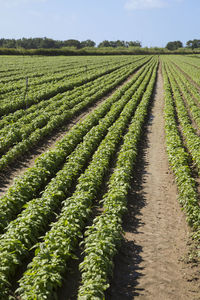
[0,37,199,50]
[166,39,200,50]
[0,37,141,49]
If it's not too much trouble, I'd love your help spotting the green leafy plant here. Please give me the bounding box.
[16,60,157,300]
[161,59,200,239]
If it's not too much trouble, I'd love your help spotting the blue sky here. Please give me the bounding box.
[0,0,199,47]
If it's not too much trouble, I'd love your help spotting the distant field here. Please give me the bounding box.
[0,55,199,299]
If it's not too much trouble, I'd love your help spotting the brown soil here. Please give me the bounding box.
[107,63,200,300]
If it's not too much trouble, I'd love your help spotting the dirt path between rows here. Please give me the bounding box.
[107,63,200,299]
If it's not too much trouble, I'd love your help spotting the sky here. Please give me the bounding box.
[0,0,199,47]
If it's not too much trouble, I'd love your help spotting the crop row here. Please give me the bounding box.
[0,56,121,85]
[165,60,200,129]
[0,58,152,170]
[0,60,119,114]
[168,55,200,87]
[0,57,151,156]
[164,60,200,176]
[15,60,158,300]
[0,57,145,115]
[0,60,157,298]
[0,58,155,232]
[78,60,158,299]
[0,65,123,134]
[0,57,148,126]
[0,60,140,130]
[0,58,156,232]
[162,61,200,238]
[0,55,77,74]
[0,58,86,86]
[0,57,135,96]
[0,55,129,84]
[0,56,129,82]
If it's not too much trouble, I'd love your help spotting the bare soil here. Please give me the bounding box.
[107,63,200,300]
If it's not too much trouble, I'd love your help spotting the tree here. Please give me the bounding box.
[0,38,16,48]
[98,40,141,48]
[98,40,112,47]
[127,41,142,47]
[114,40,126,47]
[80,39,96,48]
[186,39,200,49]
[166,41,183,51]
[63,39,81,48]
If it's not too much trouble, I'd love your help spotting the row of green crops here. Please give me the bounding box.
[0,56,130,94]
[166,59,200,130]
[0,57,150,130]
[0,55,81,75]
[162,60,200,239]
[0,57,151,157]
[0,58,151,170]
[0,59,146,130]
[1,55,199,299]
[0,58,156,232]
[0,56,130,84]
[168,55,200,87]
[163,59,200,177]
[0,57,146,115]
[0,59,158,299]
[0,58,121,91]
[77,60,158,299]
[0,57,133,103]
[16,61,158,300]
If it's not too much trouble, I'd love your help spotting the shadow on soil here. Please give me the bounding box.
[105,111,154,299]
[56,126,152,300]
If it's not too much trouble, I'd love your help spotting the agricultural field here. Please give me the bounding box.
[0,54,199,299]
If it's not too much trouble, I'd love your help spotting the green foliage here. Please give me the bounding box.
[0,58,155,298]
[166,57,200,130]
[1,46,200,55]
[186,39,200,49]
[78,60,158,299]
[1,54,199,299]
[16,60,157,299]
[0,37,95,50]
[161,58,200,238]
[0,56,151,233]
[164,59,200,176]
[98,40,141,48]
[166,41,183,51]
[0,57,149,172]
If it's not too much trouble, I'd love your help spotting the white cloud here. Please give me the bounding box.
[125,0,167,10]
